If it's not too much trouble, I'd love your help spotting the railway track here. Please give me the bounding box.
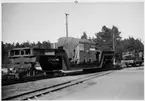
[2,70,113,100]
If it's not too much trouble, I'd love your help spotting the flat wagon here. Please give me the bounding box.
[8,37,114,77]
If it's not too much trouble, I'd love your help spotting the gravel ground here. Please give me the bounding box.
[2,71,98,99]
[38,66,144,100]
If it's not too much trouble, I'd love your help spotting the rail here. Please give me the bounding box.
[2,70,113,100]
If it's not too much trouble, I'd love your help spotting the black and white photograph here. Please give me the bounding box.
[2,1,144,100]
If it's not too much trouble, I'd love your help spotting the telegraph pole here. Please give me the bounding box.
[112,27,115,65]
[113,30,115,51]
[65,13,69,37]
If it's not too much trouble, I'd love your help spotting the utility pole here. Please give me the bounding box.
[112,27,115,65]
[65,13,69,37]
[113,30,115,51]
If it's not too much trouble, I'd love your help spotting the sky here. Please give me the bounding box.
[2,2,144,43]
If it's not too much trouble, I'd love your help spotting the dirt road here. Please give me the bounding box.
[39,66,144,100]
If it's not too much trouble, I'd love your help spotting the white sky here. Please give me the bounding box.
[2,2,144,43]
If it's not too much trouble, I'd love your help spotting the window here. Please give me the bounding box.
[25,49,30,55]
[123,55,135,60]
[15,50,20,55]
[21,50,24,55]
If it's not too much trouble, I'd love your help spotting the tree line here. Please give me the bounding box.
[81,25,144,61]
[2,41,51,64]
[2,25,144,64]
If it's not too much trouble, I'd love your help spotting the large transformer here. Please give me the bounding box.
[57,37,97,64]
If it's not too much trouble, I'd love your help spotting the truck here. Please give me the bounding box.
[121,51,144,67]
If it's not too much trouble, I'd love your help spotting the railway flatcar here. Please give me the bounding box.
[8,37,114,77]
[37,37,115,74]
[37,48,114,70]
